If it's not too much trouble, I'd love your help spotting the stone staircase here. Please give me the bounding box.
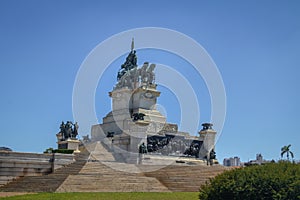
[144,164,228,192]
[56,162,170,192]
[0,152,53,187]
[56,141,169,192]
[0,142,229,192]
[0,148,89,192]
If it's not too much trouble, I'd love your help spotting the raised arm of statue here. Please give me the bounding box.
[60,121,65,133]
[73,122,79,137]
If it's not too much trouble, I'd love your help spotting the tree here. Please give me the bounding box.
[281,144,294,160]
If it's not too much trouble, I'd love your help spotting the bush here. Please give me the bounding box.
[43,147,54,153]
[43,148,74,154]
[199,162,300,200]
[53,149,74,154]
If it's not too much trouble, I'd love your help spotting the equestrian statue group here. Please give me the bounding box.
[58,121,79,141]
[115,39,156,89]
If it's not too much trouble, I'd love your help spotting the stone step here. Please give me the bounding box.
[0,176,16,187]
[143,164,228,192]
[0,147,90,192]
[0,142,229,192]
[56,162,170,192]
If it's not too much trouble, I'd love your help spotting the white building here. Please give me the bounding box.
[223,156,241,166]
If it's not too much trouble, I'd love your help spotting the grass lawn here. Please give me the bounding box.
[0,192,199,200]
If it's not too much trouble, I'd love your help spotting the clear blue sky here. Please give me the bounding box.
[0,0,299,162]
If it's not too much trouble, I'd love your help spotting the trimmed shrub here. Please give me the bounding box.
[53,149,74,154]
[44,148,74,154]
[199,162,300,200]
[43,147,54,153]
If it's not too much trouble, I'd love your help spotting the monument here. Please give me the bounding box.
[56,121,80,152]
[91,39,216,164]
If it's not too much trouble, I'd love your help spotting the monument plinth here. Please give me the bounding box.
[199,123,217,162]
[57,139,80,152]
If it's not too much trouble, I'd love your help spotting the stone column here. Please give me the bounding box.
[199,123,216,160]
[110,88,133,111]
[131,86,160,110]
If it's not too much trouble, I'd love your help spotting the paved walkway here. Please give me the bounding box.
[0,192,35,197]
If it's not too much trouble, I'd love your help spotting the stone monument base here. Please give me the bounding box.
[57,139,80,153]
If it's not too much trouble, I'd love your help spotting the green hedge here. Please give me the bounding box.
[44,148,74,154]
[43,147,54,154]
[53,149,74,154]
[199,162,300,200]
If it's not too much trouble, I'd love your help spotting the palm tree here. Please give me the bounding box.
[281,144,294,160]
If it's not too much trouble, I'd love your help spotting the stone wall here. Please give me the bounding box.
[0,151,74,187]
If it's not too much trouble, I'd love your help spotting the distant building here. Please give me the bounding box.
[256,153,263,164]
[244,153,270,166]
[223,156,241,166]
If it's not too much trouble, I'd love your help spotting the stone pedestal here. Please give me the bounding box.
[110,87,132,111]
[92,80,167,162]
[198,123,216,159]
[57,139,80,153]
[131,86,160,110]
